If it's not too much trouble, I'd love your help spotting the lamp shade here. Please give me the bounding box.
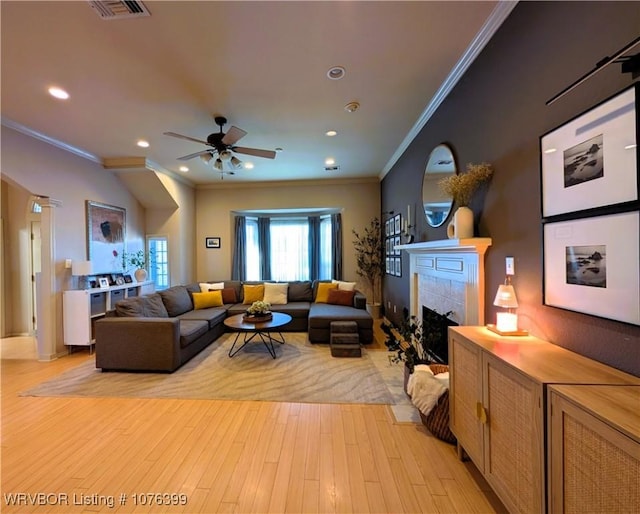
[213,158,223,171]
[230,156,242,169]
[200,152,213,164]
[71,260,93,276]
[493,284,518,308]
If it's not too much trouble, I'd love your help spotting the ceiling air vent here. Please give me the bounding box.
[324,165,341,172]
[88,1,150,20]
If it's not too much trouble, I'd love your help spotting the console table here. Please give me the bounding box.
[448,326,640,513]
[63,281,155,350]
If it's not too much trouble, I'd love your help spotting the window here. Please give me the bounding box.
[240,214,337,281]
[147,236,169,290]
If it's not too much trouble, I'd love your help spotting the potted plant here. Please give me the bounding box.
[438,162,493,238]
[352,218,385,318]
[122,250,148,282]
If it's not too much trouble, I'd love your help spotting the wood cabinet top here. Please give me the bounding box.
[450,326,640,386]
[549,384,640,442]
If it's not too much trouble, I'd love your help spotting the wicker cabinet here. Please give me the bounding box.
[448,326,640,514]
[548,385,640,513]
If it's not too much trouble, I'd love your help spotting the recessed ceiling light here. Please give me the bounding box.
[244,162,254,169]
[48,86,69,100]
[275,147,283,153]
[179,166,189,172]
[137,140,149,148]
[325,130,337,137]
[327,66,346,80]
[325,157,336,166]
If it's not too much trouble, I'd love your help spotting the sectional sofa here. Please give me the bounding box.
[95,279,373,372]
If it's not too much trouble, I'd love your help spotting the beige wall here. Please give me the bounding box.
[0,126,194,351]
[195,179,381,288]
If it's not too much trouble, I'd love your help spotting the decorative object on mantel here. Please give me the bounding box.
[243,300,272,322]
[71,260,93,290]
[352,218,385,318]
[438,162,493,239]
[401,204,414,243]
[487,257,528,336]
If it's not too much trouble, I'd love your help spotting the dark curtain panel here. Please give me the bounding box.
[331,213,343,280]
[308,216,321,281]
[231,215,246,281]
[258,217,271,280]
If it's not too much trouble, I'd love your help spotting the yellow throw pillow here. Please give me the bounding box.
[192,290,223,309]
[315,282,338,303]
[242,284,265,304]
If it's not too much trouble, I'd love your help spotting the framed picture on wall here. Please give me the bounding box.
[394,213,401,235]
[98,277,110,289]
[540,83,638,219]
[394,257,401,277]
[543,210,639,325]
[205,237,221,249]
[86,201,125,274]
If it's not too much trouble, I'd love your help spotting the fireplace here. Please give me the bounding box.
[396,238,492,345]
[422,306,459,364]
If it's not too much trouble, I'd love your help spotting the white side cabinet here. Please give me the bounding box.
[63,281,155,350]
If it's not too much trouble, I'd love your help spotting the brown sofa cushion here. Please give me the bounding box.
[159,286,193,317]
[327,289,355,306]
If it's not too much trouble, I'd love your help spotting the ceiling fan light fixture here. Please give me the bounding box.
[230,156,243,169]
[219,150,232,161]
[213,158,223,171]
[200,152,213,164]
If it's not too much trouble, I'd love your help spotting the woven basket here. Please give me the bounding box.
[405,363,456,444]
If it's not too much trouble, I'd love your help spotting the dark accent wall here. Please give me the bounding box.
[381,2,640,376]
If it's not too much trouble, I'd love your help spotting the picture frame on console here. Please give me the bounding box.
[540,83,638,219]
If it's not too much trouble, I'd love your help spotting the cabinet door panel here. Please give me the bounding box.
[484,354,543,514]
[449,334,484,470]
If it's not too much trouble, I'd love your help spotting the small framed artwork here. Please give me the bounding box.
[394,213,401,235]
[389,218,395,236]
[540,83,638,219]
[543,210,639,325]
[385,257,391,274]
[98,277,110,289]
[206,237,221,249]
[123,274,133,283]
[394,257,402,277]
[394,236,401,255]
[116,276,125,286]
[385,219,390,237]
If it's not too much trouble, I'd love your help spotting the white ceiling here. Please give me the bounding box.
[1,1,513,186]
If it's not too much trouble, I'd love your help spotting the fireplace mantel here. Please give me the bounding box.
[397,238,492,327]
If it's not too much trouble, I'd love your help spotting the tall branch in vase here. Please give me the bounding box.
[352,218,385,309]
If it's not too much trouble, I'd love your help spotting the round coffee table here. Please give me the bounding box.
[223,312,292,359]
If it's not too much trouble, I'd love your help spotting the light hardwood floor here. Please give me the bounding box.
[1,329,505,514]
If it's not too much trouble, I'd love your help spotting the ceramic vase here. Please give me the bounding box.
[446,206,474,239]
[134,268,148,282]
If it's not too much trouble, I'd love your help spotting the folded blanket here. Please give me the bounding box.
[407,364,449,416]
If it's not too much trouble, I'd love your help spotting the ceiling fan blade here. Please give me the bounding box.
[177,150,214,161]
[233,146,277,159]
[221,126,247,145]
[163,131,210,146]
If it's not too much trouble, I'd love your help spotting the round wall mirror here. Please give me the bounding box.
[422,143,457,227]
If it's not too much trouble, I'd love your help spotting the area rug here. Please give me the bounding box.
[20,332,395,405]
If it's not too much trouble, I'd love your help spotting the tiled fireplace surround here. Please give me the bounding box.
[397,238,492,327]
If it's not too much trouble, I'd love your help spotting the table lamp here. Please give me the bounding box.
[487,257,528,336]
[72,260,93,289]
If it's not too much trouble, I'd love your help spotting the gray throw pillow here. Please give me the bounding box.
[159,286,193,317]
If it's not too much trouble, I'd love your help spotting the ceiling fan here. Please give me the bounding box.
[164,116,276,172]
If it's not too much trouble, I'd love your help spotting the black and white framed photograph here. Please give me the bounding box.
[205,237,221,249]
[394,257,402,277]
[386,257,391,274]
[389,217,395,236]
[394,236,401,255]
[394,213,401,235]
[98,277,110,289]
[385,219,390,237]
[540,83,638,218]
[543,210,639,325]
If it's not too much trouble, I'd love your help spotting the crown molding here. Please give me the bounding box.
[379,0,518,180]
